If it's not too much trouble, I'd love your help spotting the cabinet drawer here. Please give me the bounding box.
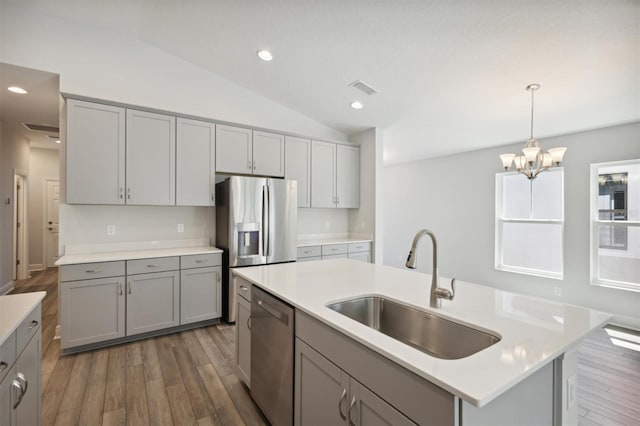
[16,304,41,356]
[297,246,321,259]
[235,276,252,302]
[0,332,16,382]
[322,244,348,256]
[60,261,125,282]
[322,253,349,260]
[127,256,179,275]
[181,253,222,269]
[297,256,322,262]
[348,242,371,253]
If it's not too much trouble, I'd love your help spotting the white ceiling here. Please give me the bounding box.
[5,1,640,163]
[0,62,60,150]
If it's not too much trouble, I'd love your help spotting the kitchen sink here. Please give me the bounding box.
[326,296,501,359]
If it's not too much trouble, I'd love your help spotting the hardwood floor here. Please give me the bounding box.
[9,269,640,426]
[10,269,266,426]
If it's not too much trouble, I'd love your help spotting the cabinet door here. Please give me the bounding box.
[61,277,126,349]
[66,99,126,204]
[236,296,251,387]
[311,141,337,208]
[180,266,222,324]
[350,378,415,426]
[253,131,285,177]
[348,252,371,263]
[295,338,349,426]
[176,118,216,206]
[127,271,180,336]
[126,109,176,205]
[216,125,253,174]
[14,333,41,426]
[336,145,360,208]
[0,366,14,426]
[285,136,311,207]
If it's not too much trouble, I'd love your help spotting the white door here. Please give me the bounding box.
[311,141,337,208]
[284,136,311,208]
[14,174,28,279]
[216,125,253,174]
[253,131,285,177]
[336,145,360,208]
[45,180,60,268]
[176,118,216,206]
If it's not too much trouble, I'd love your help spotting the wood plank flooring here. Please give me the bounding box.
[10,269,267,426]
[9,269,640,426]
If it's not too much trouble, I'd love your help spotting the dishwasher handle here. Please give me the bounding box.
[257,299,289,326]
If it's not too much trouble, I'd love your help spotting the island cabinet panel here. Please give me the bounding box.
[176,118,216,206]
[350,378,416,426]
[236,295,252,387]
[126,270,180,336]
[125,109,176,205]
[284,136,311,208]
[66,99,126,204]
[295,311,456,425]
[61,276,126,348]
[14,332,41,426]
[0,368,12,425]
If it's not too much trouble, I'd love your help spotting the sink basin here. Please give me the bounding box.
[326,296,500,360]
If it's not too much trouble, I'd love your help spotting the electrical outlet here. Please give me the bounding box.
[177,223,184,233]
[554,287,562,297]
[567,375,576,408]
[106,225,116,236]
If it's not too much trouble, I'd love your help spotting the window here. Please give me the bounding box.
[590,159,640,291]
[495,169,564,279]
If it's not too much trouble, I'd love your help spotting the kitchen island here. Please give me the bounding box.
[234,259,611,425]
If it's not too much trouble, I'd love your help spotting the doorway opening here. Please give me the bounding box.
[13,171,29,280]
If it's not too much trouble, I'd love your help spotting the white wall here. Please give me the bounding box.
[383,122,640,327]
[27,148,59,270]
[0,122,30,292]
[297,208,349,237]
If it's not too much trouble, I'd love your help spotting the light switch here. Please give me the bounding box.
[106,225,116,235]
[177,224,184,233]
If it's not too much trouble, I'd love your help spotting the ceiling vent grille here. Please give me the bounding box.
[22,123,59,133]
[349,80,379,96]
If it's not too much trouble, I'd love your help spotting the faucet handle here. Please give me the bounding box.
[435,278,456,301]
[450,278,456,298]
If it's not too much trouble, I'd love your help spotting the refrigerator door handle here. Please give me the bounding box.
[262,185,269,257]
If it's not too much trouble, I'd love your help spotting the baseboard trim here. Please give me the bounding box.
[29,264,45,273]
[0,281,14,295]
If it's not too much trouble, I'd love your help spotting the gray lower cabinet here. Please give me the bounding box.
[61,276,126,348]
[180,266,222,324]
[13,332,41,426]
[295,338,414,426]
[126,270,180,335]
[236,295,251,387]
[0,369,11,426]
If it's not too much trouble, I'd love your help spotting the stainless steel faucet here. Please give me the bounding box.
[405,229,456,308]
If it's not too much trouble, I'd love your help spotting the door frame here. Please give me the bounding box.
[43,177,60,269]
[13,169,29,280]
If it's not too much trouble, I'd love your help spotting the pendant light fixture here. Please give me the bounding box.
[499,84,566,179]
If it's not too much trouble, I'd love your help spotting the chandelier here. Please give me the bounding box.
[499,84,566,179]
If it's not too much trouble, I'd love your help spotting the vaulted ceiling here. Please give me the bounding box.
[3,0,639,164]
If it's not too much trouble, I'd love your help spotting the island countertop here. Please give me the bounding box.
[233,259,611,407]
[0,291,46,345]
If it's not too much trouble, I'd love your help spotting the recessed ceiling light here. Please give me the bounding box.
[8,86,27,94]
[257,50,273,62]
[55,140,61,144]
[350,101,363,110]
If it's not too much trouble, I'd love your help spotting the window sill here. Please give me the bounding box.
[591,280,640,294]
[496,265,563,280]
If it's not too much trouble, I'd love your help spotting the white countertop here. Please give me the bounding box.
[233,259,611,407]
[297,237,372,247]
[0,292,46,345]
[55,246,223,266]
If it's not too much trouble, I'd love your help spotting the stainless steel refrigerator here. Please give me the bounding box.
[216,176,297,322]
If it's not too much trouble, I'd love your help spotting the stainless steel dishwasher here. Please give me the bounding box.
[251,286,294,426]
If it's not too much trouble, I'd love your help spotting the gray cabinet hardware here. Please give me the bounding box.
[339,389,347,420]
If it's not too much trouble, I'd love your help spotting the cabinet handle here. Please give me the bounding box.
[147,264,160,268]
[195,259,208,264]
[85,269,103,273]
[247,316,252,330]
[128,282,132,294]
[211,192,215,202]
[338,388,347,420]
[119,187,124,199]
[16,372,28,395]
[11,379,24,409]
[337,196,340,205]
[217,272,221,284]
[253,160,256,171]
[348,396,357,426]
[0,361,7,372]
[247,161,252,170]
[26,320,39,330]
[119,283,123,296]
[127,188,131,200]
[239,285,248,292]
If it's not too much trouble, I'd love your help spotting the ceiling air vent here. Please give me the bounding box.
[349,80,379,96]
[22,123,59,133]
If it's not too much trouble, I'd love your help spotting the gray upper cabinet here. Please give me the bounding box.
[285,136,311,208]
[336,145,360,208]
[66,99,126,204]
[176,118,216,206]
[253,131,285,177]
[216,124,253,174]
[311,141,337,208]
[311,141,360,209]
[126,109,176,205]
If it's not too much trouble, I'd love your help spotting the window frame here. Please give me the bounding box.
[590,159,640,292]
[495,169,565,280]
